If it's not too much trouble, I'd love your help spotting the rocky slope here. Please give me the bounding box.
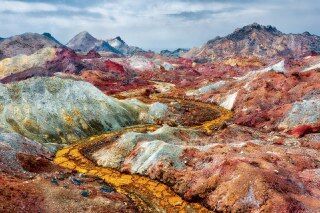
[0,45,152,92]
[0,47,86,83]
[0,129,139,212]
[183,58,320,137]
[0,128,53,177]
[66,31,120,54]
[0,47,57,79]
[184,23,320,61]
[1,24,320,212]
[80,59,150,94]
[0,77,166,144]
[108,36,146,56]
[0,33,62,59]
[89,125,320,212]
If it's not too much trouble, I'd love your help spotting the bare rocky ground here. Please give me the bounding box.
[0,171,138,212]
[0,23,320,212]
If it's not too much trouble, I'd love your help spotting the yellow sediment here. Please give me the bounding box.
[54,94,233,212]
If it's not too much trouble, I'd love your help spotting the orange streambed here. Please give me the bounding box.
[54,95,232,212]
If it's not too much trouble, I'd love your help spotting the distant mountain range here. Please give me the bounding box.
[0,31,148,59]
[1,23,320,61]
[184,23,320,61]
[66,31,148,56]
[160,48,190,58]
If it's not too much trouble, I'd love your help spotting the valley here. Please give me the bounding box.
[0,22,320,212]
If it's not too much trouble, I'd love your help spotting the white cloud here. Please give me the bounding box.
[0,1,57,13]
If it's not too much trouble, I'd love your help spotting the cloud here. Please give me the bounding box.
[0,0,57,13]
[0,0,319,51]
[8,0,103,7]
[167,7,240,20]
[4,9,103,19]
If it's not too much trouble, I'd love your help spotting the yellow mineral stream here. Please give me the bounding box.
[54,94,233,212]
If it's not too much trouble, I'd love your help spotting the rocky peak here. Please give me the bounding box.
[208,23,283,44]
[108,36,126,48]
[115,36,125,43]
[231,23,282,38]
[302,31,312,36]
[186,23,320,60]
[78,31,95,38]
[42,32,62,45]
[68,31,97,44]
[235,23,281,34]
[66,31,122,54]
[107,36,146,55]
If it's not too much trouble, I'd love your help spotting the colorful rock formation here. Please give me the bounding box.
[0,77,168,144]
[1,23,320,212]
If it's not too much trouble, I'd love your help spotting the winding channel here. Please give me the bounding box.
[54,95,233,212]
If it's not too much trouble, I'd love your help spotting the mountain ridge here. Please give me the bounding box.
[184,23,320,61]
[0,32,62,59]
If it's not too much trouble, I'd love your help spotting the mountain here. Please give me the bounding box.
[0,77,163,144]
[0,47,86,84]
[0,47,56,80]
[0,33,62,59]
[42,32,62,45]
[107,36,146,55]
[66,31,120,54]
[160,48,190,58]
[184,23,320,61]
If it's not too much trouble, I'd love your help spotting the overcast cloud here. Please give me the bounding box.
[0,0,319,51]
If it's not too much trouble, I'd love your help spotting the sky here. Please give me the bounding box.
[0,0,320,51]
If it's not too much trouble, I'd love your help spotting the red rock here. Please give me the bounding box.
[291,125,314,137]
[80,69,150,95]
[230,71,320,130]
[105,60,126,73]
[0,174,45,212]
[291,124,320,138]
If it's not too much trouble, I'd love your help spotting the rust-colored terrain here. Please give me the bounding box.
[1,23,320,212]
